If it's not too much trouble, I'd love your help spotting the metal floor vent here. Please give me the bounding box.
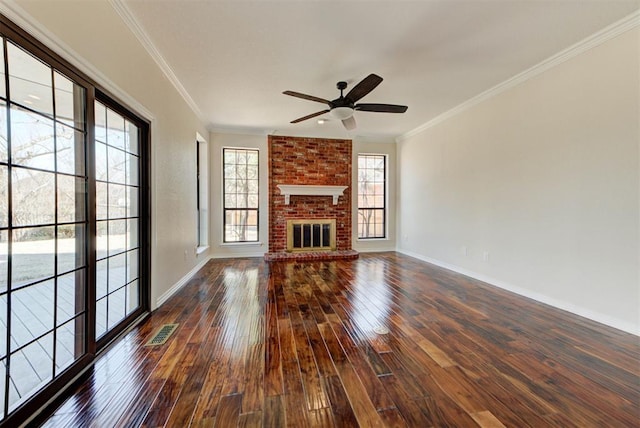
[145,324,179,346]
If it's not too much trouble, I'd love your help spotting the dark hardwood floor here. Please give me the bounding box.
[39,253,639,427]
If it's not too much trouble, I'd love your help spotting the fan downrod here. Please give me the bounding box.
[336,81,348,96]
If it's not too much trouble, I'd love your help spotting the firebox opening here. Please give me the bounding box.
[287,219,336,252]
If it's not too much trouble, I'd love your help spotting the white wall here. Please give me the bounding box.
[8,1,210,309]
[397,28,639,334]
[352,139,397,252]
[209,132,269,257]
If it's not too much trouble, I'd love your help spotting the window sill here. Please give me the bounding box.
[219,242,263,247]
[357,237,389,241]
[196,246,209,255]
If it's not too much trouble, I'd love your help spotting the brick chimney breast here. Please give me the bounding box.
[268,135,352,253]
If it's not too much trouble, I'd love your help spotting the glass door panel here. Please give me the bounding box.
[94,102,141,342]
[0,39,88,416]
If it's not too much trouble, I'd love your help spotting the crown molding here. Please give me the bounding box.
[0,0,155,122]
[352,135,397,144]
[397,9,640,143]
[209,124,273,136]
[109,0,205,124]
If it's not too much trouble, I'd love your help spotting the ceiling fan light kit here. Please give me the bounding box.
[330,106,354,120]
[283,73,408,130]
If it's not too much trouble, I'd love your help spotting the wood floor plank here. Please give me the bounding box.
[285,294,330,410]
[38,254,639,428]
[323,374,359,427]
[324,317,396,411]
[281,357,311,428]
[214,393,243,427]
[262,395,285,428]
[265,288,284,397]
[140,343,198,426]
[308,407,336,427]
[238,411,263,428]
[301,304,337,378]
[243,342,266,413]
[376,407,408,428]
[470,410,507,428]
[378,374,434,427]
[164,347,214,426]
[332,361,386,427]
[189,346,229,423]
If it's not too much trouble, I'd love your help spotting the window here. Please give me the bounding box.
[357,154,386,238]
[223,148,258,242]
[196,138,208,249]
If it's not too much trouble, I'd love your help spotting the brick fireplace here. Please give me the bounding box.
[267,135,358,261]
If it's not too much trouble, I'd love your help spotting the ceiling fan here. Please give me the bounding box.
[283,73,408,130]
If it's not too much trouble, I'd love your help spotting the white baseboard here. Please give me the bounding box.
[155,256,212,308]
[357,248,396,253]
[209,252,265,259]
[396,249,639,336]
[354,237,396,253]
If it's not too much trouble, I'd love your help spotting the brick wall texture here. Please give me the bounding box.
[268,135,352,253]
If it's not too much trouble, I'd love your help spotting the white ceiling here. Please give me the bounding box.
[120,0,639,141]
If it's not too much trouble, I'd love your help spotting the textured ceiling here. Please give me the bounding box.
[121,0,639,141]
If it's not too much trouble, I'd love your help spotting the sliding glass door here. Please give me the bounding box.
[0,15,150,426]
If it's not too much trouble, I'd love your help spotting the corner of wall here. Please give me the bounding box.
[155,254,212,309]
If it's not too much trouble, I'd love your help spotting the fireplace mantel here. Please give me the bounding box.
[277,184,348,205]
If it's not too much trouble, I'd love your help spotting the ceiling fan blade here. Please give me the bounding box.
[342,116,356,130]
[290,109,330,123]
[283,90,330,105]
[345,74,383,103]
[355,103,408,113]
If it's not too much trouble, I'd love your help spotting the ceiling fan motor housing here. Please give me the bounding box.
[331,81,354,109]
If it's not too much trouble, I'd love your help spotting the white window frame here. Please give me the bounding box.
[357,153,387,239]
[196,133,209,253]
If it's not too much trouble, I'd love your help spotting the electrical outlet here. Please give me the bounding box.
[461,246,467,256]
[184,249,188,260]
[483,251,490,262]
